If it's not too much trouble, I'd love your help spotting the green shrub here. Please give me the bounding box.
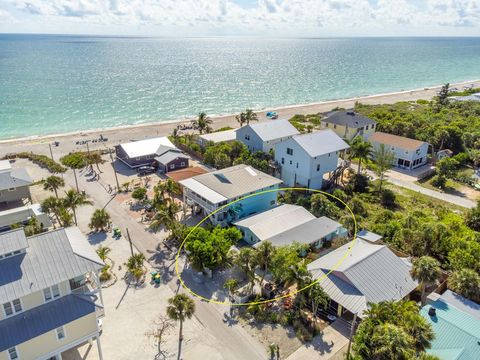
[381,189,397,208]
[15,152,66,173]
[431,175,447,189]
[416,99,429,105]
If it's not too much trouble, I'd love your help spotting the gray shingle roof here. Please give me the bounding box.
[308,238,417,317]
[0,228,103,304]
[0,228,28,255]
[248,120,300,142]
[262,216,343,247]
[290,129,350,157]
[324,111,377,128]
[0,294,96,352]
[187,164,282,200]
[0,168,33,191]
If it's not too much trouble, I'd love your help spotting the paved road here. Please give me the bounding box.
[65,167,266,360]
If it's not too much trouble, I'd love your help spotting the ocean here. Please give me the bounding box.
[1,35,480,140]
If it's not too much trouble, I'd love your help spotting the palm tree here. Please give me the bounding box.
[235,248,257,292]
[166,294,195,346]
[96,245,111,262]
[191,112,213,134]
[124,253,145,284]
[235,112,247,127]
[371,323,415,360]
[89,209,111,232]
[60,152,87,192]
[255,241,275,287]
[41,196,73,228]
[164,179,181,200]
[449,268,480,302]
[63,189,93,225]
[372,143,395,193]
[411,256,441,306]
[149,202,180,232]
[244,109,258,125]
[43,175,65,198]
[349,137,373,174]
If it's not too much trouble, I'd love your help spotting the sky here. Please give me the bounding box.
[0,0,479,37]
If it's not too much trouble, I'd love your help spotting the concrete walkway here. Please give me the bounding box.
[286,320,350,360]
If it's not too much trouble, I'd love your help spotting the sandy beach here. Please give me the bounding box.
[1,79,478,158]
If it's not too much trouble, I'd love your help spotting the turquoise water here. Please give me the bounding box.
[1,35,480,139]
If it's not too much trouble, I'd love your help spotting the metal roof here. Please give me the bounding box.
[181,164,282,202]
[118,136,175,158]
[247,120,300,142]
[357,229,383,243]
[289,129,350,157]
[324,111,377,128]
[234,204,315,242]
[0,167,33,191]
[263,216,344,248]
[0,294,96,352]
[155,150,190,166]
[0,227,103,304]
[421,299,480,360]
[369,132,427,151]
[0,160,12,172]
[0,204,48,229]
[439,290,480,321]
[308,238,417,317]
[199,129,237,143]
[0,228,28,255]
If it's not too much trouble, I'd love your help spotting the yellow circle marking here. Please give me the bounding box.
[175,187,357,306]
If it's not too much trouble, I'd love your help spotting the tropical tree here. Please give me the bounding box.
[96,245,111,262]
[191,112,213,134]
[43,175,65,198]
[60,152,87,192]
[41,196,72,228]
[235,112,247,127]
[149,202,181,232]
[448,268,480,302]
[166,294,195,344]
[436,83,450,107]
[124,253,145,284]
[23,216,45,236]
[306,280,328,322]
[244,109,258,125]
[371,323,415,360]
[465,200,480,231]
[131,187,147,203]
[349,137,373,174]
[235,247,257,292]
[411,256,441,306]
[310,193,340,218]
[372,144,394,193]
[255,241,275,287]
[89,209,111,232]
[163,178,181,200]
[63,189,93,225]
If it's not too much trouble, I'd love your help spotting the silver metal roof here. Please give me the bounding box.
[308,238,418,317]
[439,290,480,321]
[0,228,28,255]
[181,164,282,201]
[234,204,315,241]
[0,227,103,304]
[324,111,377,128]
[118,136,175,158]
[155,150,190,165]
[262,216,343,248]
[0,167,33,191]
[247,120,299,142]
[199,129,237,143]
[290,129,350,157]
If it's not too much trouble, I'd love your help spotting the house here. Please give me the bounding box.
[274,129,349,189]
[421,290,480,360]
[179,164,282,226]
[115,136,189,172]
[235,120,300,153]
[451,92,480,102]
[307,238,418,318]
[369,132,429,170]
[233,204,347,248]
[0,161,32,208]
[436,149,453,162]
[0,203,52,232]
[197,129,237,148]
[0,227,105,360]
[321,111,377,141]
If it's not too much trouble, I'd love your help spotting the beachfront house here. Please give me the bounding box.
[235,120,300,153]
[368,132,429,170]
[0,227,105,360]
[0,203,52,232]
[233,204,347,248]
[421,290,480,360]
[115,136,189,172]
[0,160,32,209]
[451,92,480,102]
[307,238,418,318]
[197,129,237,148]
[321,111,377,141]
[179,164,282,226]
[274,129,349,189]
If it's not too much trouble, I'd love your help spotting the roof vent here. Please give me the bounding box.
[346,111,355,116]
[428,307,436,317]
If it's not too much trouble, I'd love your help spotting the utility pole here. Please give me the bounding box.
[346,312,358,360]
[126,228,134,257]
[48,143,54,161]
[109,149,120,192]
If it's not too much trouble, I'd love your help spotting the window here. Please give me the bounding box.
[281,158,284,164]
[44,285,61,302]
[52,284,60,298]
[289,160,292,165]
[8,188,15,192]
[3,299,22,317]
[180,162,185,167]
[44,288,52,301]
[333,124,337,129]
[325,123,329,127]
[405,150,409,154]
[296,163,298,168]
[8,347,18,360]
[170,164,175,170]
[286,148,293,155]
[244,134,250,140]
[56,326,66,340]
[365,125,369,130]
[372,124,375,129]
[328,153,331,157]
[316,164,320,172]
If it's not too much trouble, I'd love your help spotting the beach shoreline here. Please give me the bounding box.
[1,79,478,156]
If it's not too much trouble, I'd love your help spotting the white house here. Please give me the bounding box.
[235,120,300,153]
[274,129,349,189]
[368,132,429,170]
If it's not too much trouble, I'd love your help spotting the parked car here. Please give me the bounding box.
[137,166,156,175]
